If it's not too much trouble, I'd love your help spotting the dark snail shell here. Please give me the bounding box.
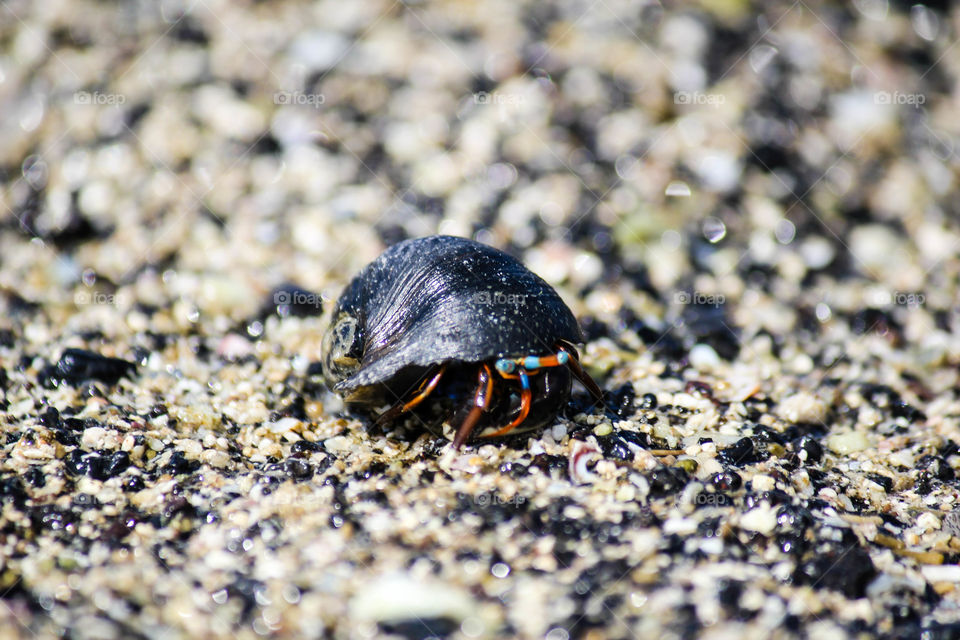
[323,235,581,393]
[322,235,600,444]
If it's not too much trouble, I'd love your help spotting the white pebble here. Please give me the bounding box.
[688,344,720,370]
[777,392,827,424]
[349,573,475,623]
[739,502,778,535]
[826,431,870,454]
[290,31,350,71]
[920,565,960,583]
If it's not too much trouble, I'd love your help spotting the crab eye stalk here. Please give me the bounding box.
[322,312,365,380]
[495,359,516,374]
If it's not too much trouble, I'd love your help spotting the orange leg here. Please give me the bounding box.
[481,368,532,438]
[374,364,446,428]
[452,364,493,449]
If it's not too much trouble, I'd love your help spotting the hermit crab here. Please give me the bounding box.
[322,235,604,448]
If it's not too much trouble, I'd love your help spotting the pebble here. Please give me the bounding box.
[826,431,871,454]
[689,344,721,370]
[920,566,960,583]
[739,503,779,536]
[694,152,743,193]
[42,349,136,387]
[777,392,828,424]
[289,30,350,72]
[349,573,476,625]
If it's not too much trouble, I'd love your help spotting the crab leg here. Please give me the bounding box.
[452,364,494,449]
[556,340,605,404]
[374,364,446,428]
[483,367,532,438]
[459,342,605,445]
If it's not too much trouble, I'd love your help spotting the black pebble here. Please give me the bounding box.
[24,466,46,488]
[919,455,955,482]
[162,496,194,523]
[163,451,199,476]
[72,493,98,508]
[124,475,146,492]
[52,428,79,446]
[291,440,322,455]
[866,473,893,492]
[278,395,308,421]
[891,399,926,422]
[718,438,758,466]
[86,454,110,481]
[0,476,28,507]
[284,458,313,480]
[42,348,136,387]
[64,450,89,475]
[647,467,689,496]
[794,546,876,598]
[710,470,742,492]
[639,393,658,410]
[378,617,462,639]
[608,383,636,419]
[938,440,959,459]
[39,407,61,429]
[682,302,740,360]
[84,451,129,481]
[107,451,131,477]
[794,435,823,463]
[850,308,901,339]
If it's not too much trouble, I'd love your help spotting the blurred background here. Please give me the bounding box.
[2,1,960,638]
[1,0,957,350]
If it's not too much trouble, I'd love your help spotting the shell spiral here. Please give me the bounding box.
[323,235,583,393]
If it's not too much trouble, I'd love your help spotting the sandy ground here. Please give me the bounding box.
[2,1,960,638]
